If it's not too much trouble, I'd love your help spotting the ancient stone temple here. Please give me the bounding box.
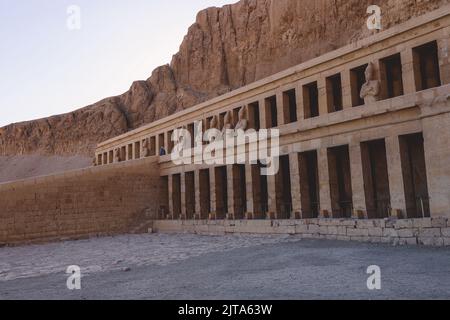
[1,7,450,246]
[95,7,449,221]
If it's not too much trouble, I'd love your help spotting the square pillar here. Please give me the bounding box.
[168,174,174,219]
[438,36,450,85]
[194,170,201,219]
[289,153,302,219]
[423,112,450,218]
[318,77,328,116]
[386,136,407,217]
[342,69,353,109]
[267,173,278,219]
[209,167,217,219]
[245,164,255,219]
[227,165,235,219]
[401,49,417,94]
[259,98,267,129]
[296,83,305,121]
[180,172,187,219]
[349,142,367,218]
[276,91,285,126]
[318,148,332,217]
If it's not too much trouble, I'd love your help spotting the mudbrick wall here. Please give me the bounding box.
[0,158,161,246]
[154,218,450,247]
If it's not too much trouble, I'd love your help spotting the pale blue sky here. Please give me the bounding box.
[0,0,232,127]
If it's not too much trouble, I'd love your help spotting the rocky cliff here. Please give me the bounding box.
[0,0,447,160]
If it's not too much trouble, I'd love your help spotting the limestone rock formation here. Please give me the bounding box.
[0,0,447,160]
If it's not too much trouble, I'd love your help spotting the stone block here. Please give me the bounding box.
[412,218,432,228]
[418,237,444,247]
[444,238,450,247]
[431,217,448,228]
[419,228,442,238]
[368,227,383,237]
[347,227,369,237]
[399,238,418,246]
[337,236,351,241]
[356,220,376,228]
[319,226,329,235]
[394,219,414,229]
[308,224,320,234]
[295,224,309,234]
[397,229,416,238]
[382,228,398,238]
[441,228,450,237]
[327,226,338,235]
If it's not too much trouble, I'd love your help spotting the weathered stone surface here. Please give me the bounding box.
[347,228,369,237]
[420,228,442,238]
[442,228,450,237]
[431,217,448,228]
[368,227,383,237]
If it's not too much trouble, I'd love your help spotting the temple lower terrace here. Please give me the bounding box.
[0,7,450,247]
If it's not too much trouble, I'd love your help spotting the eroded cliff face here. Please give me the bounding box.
[0,0,447,158]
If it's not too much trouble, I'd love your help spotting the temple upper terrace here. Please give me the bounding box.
[95,7,449,166]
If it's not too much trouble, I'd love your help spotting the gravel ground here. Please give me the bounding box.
[0,233,449,300]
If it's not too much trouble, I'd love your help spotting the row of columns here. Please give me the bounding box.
[164,134,416,220]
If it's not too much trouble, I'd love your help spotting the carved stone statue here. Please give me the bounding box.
[210,115,219,129]
[222,111,233,133]
[235,106,248,131]
[142,139,151,157]
[114,148,121,162]
[360,62,380,104]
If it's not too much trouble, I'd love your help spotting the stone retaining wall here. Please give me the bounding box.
[0,158,161,246]
[153,217,450,247]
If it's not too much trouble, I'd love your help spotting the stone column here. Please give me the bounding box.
[341,69,353,109]
[180,172,187,219]
[276,90,285,126]
[437,35,450,85]
[194,170,201,219]
[209,167,217,219]
[318,147,332,218]
[401,49,417,94]
[289,153,302,219]
[245,164,255,219]
[227,165,235,219]
[168,174,174,219]
[318,77,328,116]
[423,109,450,218]
[296,83,305,121]
[386,135,407,217]
[259,98,267,129]
[267,173,278,219]
[349,142,367,218]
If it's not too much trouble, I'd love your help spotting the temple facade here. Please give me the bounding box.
[95,8,450,226]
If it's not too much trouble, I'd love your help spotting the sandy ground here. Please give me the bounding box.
[1,233,450,300]
[0,155,91,183]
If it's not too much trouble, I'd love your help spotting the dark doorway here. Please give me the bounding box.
[399,133,430,218]
[299,151,320,218]
[361,140,391,218]
[199,169,211,219]
[328,145,353,218]
[303,82,319,118]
